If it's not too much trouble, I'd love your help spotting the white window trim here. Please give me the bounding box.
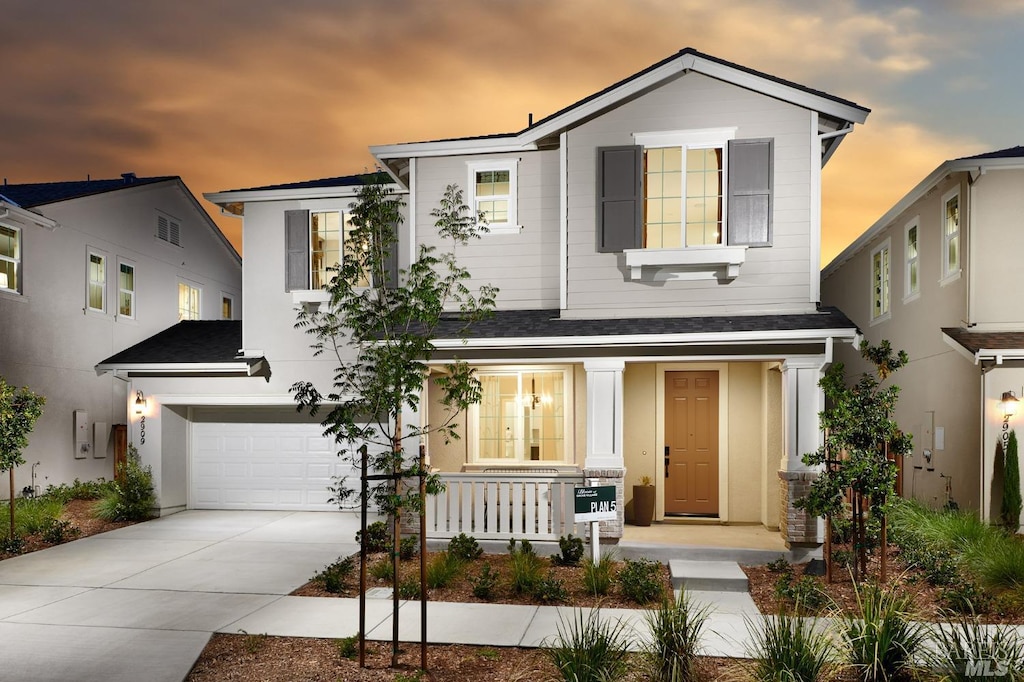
[293,203,360,301]
[0,223,22,295]
[870,238,891,325]
[466,365,573,465]
[116,258,137,321]
[903,217,920,303]
[941,187,961,284]
[86,248,108,314]
[466,159,519,234]
[220,292,235,320]
[177,279,202,321]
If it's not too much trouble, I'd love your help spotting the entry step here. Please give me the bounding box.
[669,560,749,592]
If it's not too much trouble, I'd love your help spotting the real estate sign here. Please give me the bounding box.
[574,485,617,522]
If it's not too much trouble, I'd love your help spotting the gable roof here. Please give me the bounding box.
[95,321,265,377]
[0,174,178,208]
[371,47,869,166]
[823,145,1024,278]
[204,172,404,213]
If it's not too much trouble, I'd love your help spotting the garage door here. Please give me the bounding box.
[190,408,358,510]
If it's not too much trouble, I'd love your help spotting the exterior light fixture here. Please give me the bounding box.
[1001,390,1019,455]
[134,390,147,416]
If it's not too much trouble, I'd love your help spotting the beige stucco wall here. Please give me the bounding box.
[728,363,764,522]
[970,169,1024,328]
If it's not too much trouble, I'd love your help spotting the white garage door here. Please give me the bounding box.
[190,408,358,511]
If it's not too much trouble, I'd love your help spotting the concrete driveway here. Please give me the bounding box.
[0,510,361,682]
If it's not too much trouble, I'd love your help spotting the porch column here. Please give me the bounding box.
[584,359,625,539]
[779,358,825,547]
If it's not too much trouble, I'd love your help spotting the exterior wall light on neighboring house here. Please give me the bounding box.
[1001,390,1019,454]
[134,390,147,445]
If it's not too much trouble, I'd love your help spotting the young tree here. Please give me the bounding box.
[1001,430,1021,532]
[291,177,496,667]
[0,378,45,540]
[797,340,912,582]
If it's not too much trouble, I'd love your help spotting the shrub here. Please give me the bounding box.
[336,634,359,660]
[544,609,631,682]
[765,557,790,573]
[926,610,1024,682]
[0,535,24,555]
[509,550,545,595]
[554,534,585,567]
[9,496,64,536]
[831,549,854,570]
[618,557,664,605]
[355,521,391,553]
[642,590,709,682]
[447,533,483,562]
[399,534,418,561]
[398,576,421,600]
[369,559,394,582]
[971,537,1024,591]
[40,518,80,545]
[469,563,498,601]
[583,554,616,597]
[534,572,569,603]
[842,582,927,682]
[507,537,535,556]
[93,446,155,521]
[426,551,462,589]
[746,602,832,682]
[940,579,992,614]
[774,573,827,613]
[312,556,355,594]
[1002,431,1022,532]
[45,478,111,503]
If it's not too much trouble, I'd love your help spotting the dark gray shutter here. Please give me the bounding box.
[285,209,309,291]
[384,222,399,289]
[597,146,642,252]
[727,138,773,247]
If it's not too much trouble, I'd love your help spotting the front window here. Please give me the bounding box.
[942,189,960,279]
[88,252,106,312]
[178,282,200,320]
[310,210,364,288]
[118,262,135,318]
[905,220,919,299]
[474,369,567,462]
[467,160,518,233]
[644,146,724,248]
[871,240,891,322]
[0,225,20,293]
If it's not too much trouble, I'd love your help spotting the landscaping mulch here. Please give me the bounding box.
[0,498,136,561]
[292,550,673,609]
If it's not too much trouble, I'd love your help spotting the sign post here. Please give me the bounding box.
[574,482,616,563]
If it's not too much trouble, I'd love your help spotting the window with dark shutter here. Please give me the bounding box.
[727,138,773,247]
[597,146,643,252]
[285,209,310,291]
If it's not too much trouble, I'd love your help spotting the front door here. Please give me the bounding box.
[665,371,719,516]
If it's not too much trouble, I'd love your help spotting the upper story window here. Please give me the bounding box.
[157,212,181,247]
[221,293,234,320]
[87,251,107,313]
[904,219,919,301]
[470,368,568,463]
[643,145,723,248]
[467,160,519,234]
[286,208,379,293]
[118,261,135,319]
[871,239,891,323]
[0,225,21,293]
[942,188,960,281]
[178,282,200,320]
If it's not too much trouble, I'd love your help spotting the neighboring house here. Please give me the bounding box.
[0,174,241,497]
[822,146,1024,523]
[99,49,868,548]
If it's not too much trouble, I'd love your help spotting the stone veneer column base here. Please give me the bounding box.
[582,468,625,540]
[778,470,821,548]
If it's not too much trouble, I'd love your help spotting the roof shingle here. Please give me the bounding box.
[0,175,177,208]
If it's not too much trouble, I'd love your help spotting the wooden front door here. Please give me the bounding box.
[665,371,719,516]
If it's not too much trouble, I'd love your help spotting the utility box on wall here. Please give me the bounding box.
[73,410,90,459]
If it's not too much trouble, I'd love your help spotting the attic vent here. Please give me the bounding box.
[157,213,181,246]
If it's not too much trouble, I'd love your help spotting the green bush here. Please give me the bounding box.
[355,521,391,553]
[746,602,832,682]
[544,609,631,682]
[1002,431,1022,532]
[618,557,664,605]
[534,572,569,603]
[642,590,710,682]
[971,537,1024,591]
[940,579,992,614]
[40,518,80,545]
[45,478,112,503]
[426,551,462,589]
[93,446,155,522]
[447,533,483,562]
[469,563,498,601]
[0,535,24,554]
[774,572,827,613]
[509,550,545,595]
[507,537,535,556]
[3,496,64,536]
[843,582,927,682]
[369,559,394,582]
[765,557,790,573]
[399,534,419,561]
[398,576,421,600]
[554,534,584,567]
[583,554,616,597]
[335,634,359,660]
[312,556,355,594]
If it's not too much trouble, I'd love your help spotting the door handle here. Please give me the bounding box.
[664,446,670,478]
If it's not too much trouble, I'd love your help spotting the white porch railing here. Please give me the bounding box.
[425,471,585,541]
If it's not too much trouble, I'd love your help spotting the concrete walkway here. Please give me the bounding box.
[0,511,762,682]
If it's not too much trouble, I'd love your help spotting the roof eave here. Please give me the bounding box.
[0,201,59,230]
[95,360,262,377]
[204,183,408,208]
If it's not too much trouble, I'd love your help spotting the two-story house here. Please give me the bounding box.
[822,146,1024,525]
[99,49,868,548]
[0,174,241,497]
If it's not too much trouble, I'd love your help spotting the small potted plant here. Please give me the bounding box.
[632,475,655,526]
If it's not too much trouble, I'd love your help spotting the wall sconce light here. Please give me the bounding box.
[1001,390,1019,454]
[134,390,147,416]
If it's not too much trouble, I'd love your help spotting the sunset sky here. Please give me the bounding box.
[2,0,1021,265]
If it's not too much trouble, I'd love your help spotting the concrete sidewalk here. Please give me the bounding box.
[0,511,762,682]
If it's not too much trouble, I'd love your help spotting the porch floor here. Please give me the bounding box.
[620,521,786,551]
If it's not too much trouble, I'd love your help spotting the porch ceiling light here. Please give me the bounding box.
[1002,390,1019,419]
[134,390,147,416]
